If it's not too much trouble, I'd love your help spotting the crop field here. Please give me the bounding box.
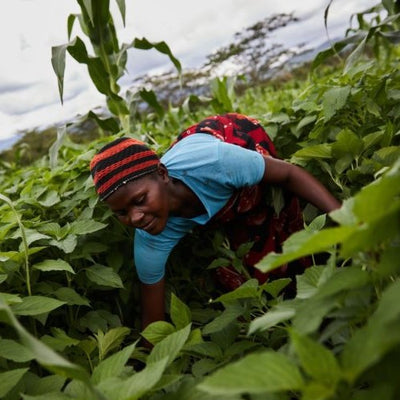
[0,1,399,399]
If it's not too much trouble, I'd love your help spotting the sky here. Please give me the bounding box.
[0,0,378,150]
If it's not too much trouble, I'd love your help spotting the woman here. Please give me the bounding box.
[90,113,341,330]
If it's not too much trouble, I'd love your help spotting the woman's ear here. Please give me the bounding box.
[157,163,169,181]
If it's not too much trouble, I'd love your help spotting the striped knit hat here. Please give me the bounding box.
[90,137,160,200]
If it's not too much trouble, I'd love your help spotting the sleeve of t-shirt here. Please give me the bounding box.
[217,140,265,188]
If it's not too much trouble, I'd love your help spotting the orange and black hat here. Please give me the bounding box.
[90,137,159,200]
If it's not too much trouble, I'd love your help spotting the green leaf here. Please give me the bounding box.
[115,0,126,26]
[38,190,61,207]
[33,259,75,274]
[290,330,341,385]
[69,219,107,235]
[170,293,192,329]
[54,287,90,307]
[0,339,34,362]
[147,324,191,366]
[133,37,181,74]
[49,126,67,169]
[255,226,354,273]
[141,321,176,345]
[51,44,67,104]
[0,368,29,398]
[91,341,137,385]
[11,296,66,316]
[322,86,351,121]
[86,264,124,288]
[213,279,259,303]
[41,328,80,352]
[49,234,77,254]
[291,144,332,160]
[331,128,364,159]
[260,278,291,298]
[0,298,91,383]
[139,88,165,118]
[341,279,400,382]
[185,342,223,360]
[203,303,244,335]
[296,265,333,299]
[198,351,304,395]
[100,357,168,400]
[95,327,131,361]
[248,304,295,334]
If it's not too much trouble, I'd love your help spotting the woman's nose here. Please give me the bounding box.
[128,208,144,226]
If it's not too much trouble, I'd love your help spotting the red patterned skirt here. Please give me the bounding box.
[174,113,309,291]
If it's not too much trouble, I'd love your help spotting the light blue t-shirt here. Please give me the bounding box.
[134,134,265,284]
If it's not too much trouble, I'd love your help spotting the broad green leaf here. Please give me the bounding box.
[49,234,77,253]
[293,295,336,335]
[213,279,259,303]
[202,303,244,335]
[331,129,364,159]
[95,327,131,361]
[185,342,223,360]
[322,86,351,121]
[255,226,354,273]
[147,324,191,366]
[170,293,192,329]
[0,339,34,362]
[291,144,332,160]
[198,351,304,395]
[33,259,75,274]
[11,227,50,245]
[0,298,91,383]
[296,265,333,299]
[260,278,291,298]
[0,368,29,398]
[290,330,341,384]
[41,328,80,352]
[91,341,137,385]
[11,296,66,316]
[69,219,107,235]
[54,287,90,306]
[38,190,61,207]
[248,304,296,334]
[141,321,176,345]
[85,264,124,288]
[101,357,168,400]
[0,292,22,305]
[313,267,369,300]
[341,279,400,382]
[24,375,66,396]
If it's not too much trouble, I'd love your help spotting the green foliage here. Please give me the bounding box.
[0,1,400,399]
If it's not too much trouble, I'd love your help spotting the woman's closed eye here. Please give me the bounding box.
[133,194,146,206]
[114,209,127,217]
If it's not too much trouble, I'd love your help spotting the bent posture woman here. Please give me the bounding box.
[90,113,341,330]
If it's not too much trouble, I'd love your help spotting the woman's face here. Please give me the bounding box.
[105,165,170,235]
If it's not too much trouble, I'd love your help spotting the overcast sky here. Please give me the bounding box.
[0,0,378,149]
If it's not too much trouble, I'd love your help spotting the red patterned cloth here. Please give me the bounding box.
[173,113,309,291]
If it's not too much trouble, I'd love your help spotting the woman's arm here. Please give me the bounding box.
[141,278,165,331]
[262,156,341,213]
